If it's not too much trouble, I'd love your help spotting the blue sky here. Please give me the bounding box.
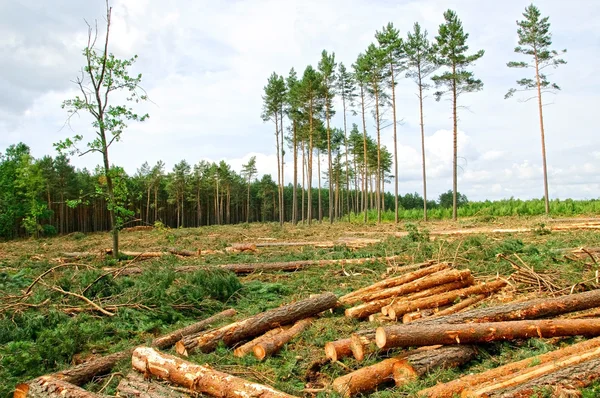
[1,0,599,201]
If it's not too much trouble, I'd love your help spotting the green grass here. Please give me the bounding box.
[1,220,600,396]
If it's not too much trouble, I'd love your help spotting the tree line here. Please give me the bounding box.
[0,143,466,239]
[262,4,566,226]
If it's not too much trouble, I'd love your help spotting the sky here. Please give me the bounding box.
[1,0,599,202]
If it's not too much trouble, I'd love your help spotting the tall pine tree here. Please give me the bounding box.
[506,4,566,215]
[318,50,337,223]
[432,10,484,221]
[405,22,438,221]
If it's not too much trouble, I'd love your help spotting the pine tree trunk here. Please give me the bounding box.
[374,82,382,224]
[253,318,313,360]
[274,115,282,225]
[116,372,187,398]
[132,347,295,398]
[280,108,285,225]
[418,69,428,222]
[317,149,322,223]
[390,62,399,224]
[535,49,550,215]
[376,319,600,351]
[360,84,368,224]
[326,96,333,224]
[342,92,351,222]
[452,63,458,221]
[301,139,306,224]
[176,292,337,355]
[15,377,106,398]
[292,120,298,225]
[307,99,313,225]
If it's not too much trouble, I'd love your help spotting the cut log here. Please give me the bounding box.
[418,336,600,397]
[384,279,506,320]
[463,345,600,397]
[176,292,338,355]
[226,243,257,253]
[152,308,237,349]
[253,318,313,360]
[339,262,446,304]
[116,372,188,398]
[347,279,473,319]
[331,346,443,397]
[402,309,436,324]
[392,346,478,387]
[416,288,600,327]
[167,248,199,257]
[350,331,380,362]
[14,376,106,398]
[359,269,472,303]
[234,326,288,358]
[376,319,600,351]
[111,256,407,276]
[131,347,294,398]
[51,350,132,386]
[427,294,486,319]
[324,338,353,362]
[369,313,393,323]
[470,355,600,397]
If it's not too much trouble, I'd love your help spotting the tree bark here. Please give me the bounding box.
[376,319,600,351]
[339,261,444,305]
[402,308,436,324]
[234,326,287,358]
[418,336,600,397]
[14,377,106,398]
[390,62,399,224]
[332,346,443,397]
[424,294,486,319]
[324,338,353,362]
[384,279,506,320]
[360,84,368,224]
[392,346,477,387]
[116,372,187,398]
[358,269,472,303]
[131,347,294,398]
[418,68,428,221]
[535,49,550,215]
[176,292,337,355]
[253,318,313,360]
[347,279,474,320]
[50,350,132,386]
[464,345,600,397]
[152,308,237,349]
[451,63,458,221]
[416,288,600,327]
[292,120,298,225]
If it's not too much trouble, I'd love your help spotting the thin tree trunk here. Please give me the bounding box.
[280,107,285,225]
[418,68,428,222]
[342,91,351,222]
[452,63,458,221]
[301,139,306,224]
[360,84,368,223]
[292,120,298,225]
[308,99,313,225]
[374,83,382,224]
[535,49,550,215]
[326,96,333,224]
[317,149,322,223]
[390,62,399,224]
[274,115,282,225]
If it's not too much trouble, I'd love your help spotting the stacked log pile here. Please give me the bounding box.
[326,265,600,397]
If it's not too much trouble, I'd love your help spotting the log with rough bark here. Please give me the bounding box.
[167,248,199,257]
[359,269,472,303]
[50,350,132,386]
[350,331,378,362]
[418,336,600,397]
[416,288,600,327]
[234,326,288,358]
[116,372,188,398]
[152,308,237,349]
[176,292,338,355]
[14,376,106,398]
[331,346,443,397]
[131,347,295,398]
[427,294,486,319]
[347,279,473,319]
[463,345,600,397]
[253,318,313,360]
[376,319,600,351]
[226,243,258,253]
[339,262,446,304]
[324,338,353,362]
[392,346,478,387]
[384,279,506,320]
[110,256,407,276]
